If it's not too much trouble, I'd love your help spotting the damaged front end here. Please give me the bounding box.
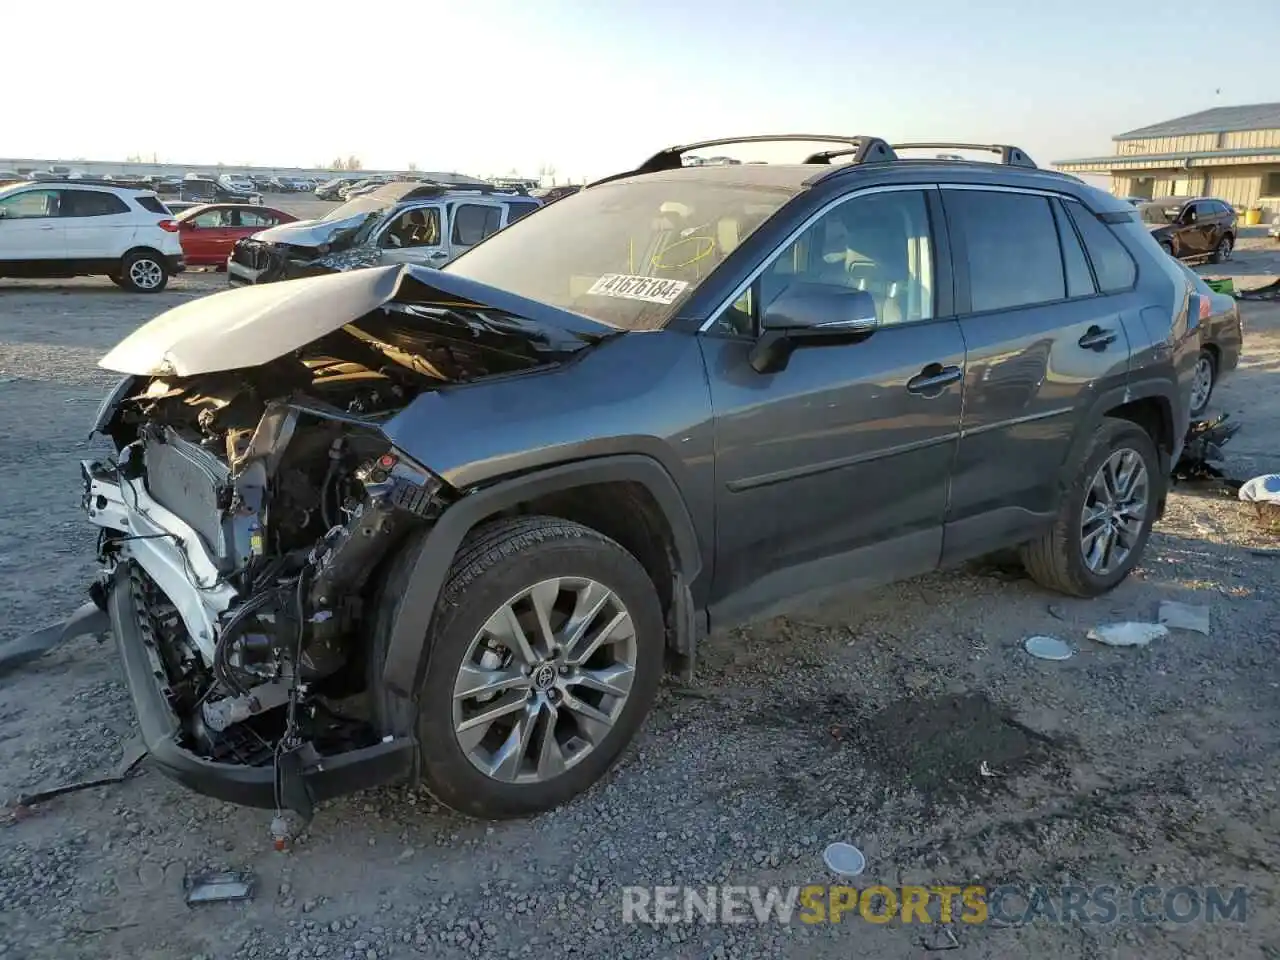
[82,266,610,816]
[229,212,381,286]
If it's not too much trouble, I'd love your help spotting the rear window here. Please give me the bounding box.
[135,195,168,214]
[443,180,797,330]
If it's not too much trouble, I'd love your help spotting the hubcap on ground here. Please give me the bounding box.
[452,577,637,783]
[1190,356,1214,413]
[130,259,163,290]
[1080,448,1149,576]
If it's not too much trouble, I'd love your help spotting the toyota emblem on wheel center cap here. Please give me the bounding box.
[532,664,557,690]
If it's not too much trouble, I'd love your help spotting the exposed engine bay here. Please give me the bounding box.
[82,290,597,786]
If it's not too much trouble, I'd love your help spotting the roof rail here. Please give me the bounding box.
[10,177,154,191]
[586,134,899,188]
[891,142,1037,168]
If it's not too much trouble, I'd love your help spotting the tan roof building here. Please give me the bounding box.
[1056,103,1280,215]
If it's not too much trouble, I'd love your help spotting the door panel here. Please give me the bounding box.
[704,186,963,626]
[0,189,66,260]
[941,188,1132,563]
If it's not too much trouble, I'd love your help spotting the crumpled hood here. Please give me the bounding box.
[98,264,620,377]
[249,213,370,248]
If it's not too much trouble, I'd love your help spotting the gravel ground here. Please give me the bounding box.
[1,215,1279,960]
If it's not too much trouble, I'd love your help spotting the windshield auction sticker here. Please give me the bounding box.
[587,274,689,305]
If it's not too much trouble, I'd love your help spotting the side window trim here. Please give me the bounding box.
[698,183,947,335]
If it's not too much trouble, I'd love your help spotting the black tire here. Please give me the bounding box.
[107,273,127,288]
[1189,348,1217,419]
[1020,418,1160,598]
[1210,234,1233,264]
[1159,241,1175,258]
[118,250,169,293]
[393,515,665,819]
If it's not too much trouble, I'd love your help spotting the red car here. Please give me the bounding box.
[176,203,296,267]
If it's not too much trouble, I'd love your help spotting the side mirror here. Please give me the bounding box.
[749,283,879,373]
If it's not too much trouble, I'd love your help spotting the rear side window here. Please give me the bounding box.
[452,204,502,245]
[135,195,168,214]
[62,190,129,217]
[505,202,538,224]
[237,209,276,227]
[1063,200,1137,293]
[1050,200,1095,299]
[945,190,1065,312]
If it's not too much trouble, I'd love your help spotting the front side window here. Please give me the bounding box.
[452,204,502,245]
[189,209,233,228]
[945,190,1064,313]
[443,179,798,330]
[713,189,936,335]
[380,206,441,248]
[0,188,60,219]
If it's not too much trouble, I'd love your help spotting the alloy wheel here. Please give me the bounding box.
[129,258,164,290]
[452,577,637,783]
[1190,355,1214,414]
[1080,449,1150,576]
[1218,237,1233,261]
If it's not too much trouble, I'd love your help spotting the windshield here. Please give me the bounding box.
[322,195,393,222]
[1138,202,1180,225]
[443,179,797,330]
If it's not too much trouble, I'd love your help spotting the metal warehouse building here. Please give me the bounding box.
[1056,102,1280,215]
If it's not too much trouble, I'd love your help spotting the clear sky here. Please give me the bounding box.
[4,0,1277,181]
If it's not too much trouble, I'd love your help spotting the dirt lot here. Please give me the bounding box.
[1,211,1279,960]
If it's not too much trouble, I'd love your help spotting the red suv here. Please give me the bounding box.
[175,204,296,267]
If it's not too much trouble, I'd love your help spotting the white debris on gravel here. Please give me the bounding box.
[1087,622,1170,648]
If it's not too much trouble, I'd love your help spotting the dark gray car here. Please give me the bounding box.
[78,135,1203,822]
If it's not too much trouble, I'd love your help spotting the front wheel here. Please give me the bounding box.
[119,251,168,292]
[1159,241,1175,258]
[1021,418,1160,598]
[409,516,665,819]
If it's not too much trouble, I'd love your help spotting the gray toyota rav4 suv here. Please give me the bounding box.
[78,135,1201,821]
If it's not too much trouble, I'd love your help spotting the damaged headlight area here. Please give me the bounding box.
[83,362,450,803]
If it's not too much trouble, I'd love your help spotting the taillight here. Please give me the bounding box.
[158,219,179,232]
[1199,296,1211,321]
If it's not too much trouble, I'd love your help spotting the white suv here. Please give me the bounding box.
[0,181,186,292]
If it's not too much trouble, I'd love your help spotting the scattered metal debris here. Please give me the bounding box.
[921,927,961,951]
[1173,414,1241,487]
[1024,636,1073,660]
[0,600,109,679]
[1087,622,1169,648]
[11,737,147,808]
[822,842,867,877]
[1158,600,1211,636]
[185,870,256,906]
[1239,473,1280,533]
[978,761,1001,778]
[1234,277,1280,301]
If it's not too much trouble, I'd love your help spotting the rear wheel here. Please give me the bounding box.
[1021,418,1160,598]
[407,516,665,819]
[1210,234,1233,263]
[119,250,168,292]
[1189,349,1217,418]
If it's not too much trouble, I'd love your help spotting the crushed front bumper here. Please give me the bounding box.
[84,459,416,812]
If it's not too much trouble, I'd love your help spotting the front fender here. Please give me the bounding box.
[380,454,702,699]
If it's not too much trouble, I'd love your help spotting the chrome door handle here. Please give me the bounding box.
[906,363,963,396]
[1078,326,1117,350]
